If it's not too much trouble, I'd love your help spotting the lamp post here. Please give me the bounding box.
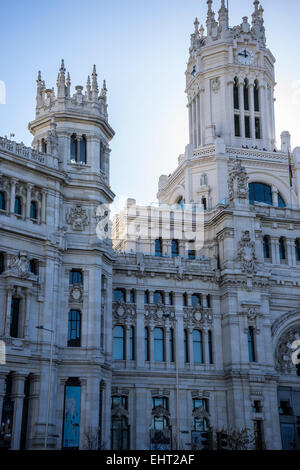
[36,325,54,449]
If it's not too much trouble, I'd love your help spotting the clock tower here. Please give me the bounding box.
[186,0,276,151]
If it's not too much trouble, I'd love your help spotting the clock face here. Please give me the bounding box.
[71,288,81,301]
[237,48,254,65]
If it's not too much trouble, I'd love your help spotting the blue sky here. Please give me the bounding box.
[1,0,300,207]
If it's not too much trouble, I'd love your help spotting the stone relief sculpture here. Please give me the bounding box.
[237,230,256,273]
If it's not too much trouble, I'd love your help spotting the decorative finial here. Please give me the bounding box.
[86,75,91,100]
[194,17,199,34]
[199,24,205,38]
[207,0,213,11]
[91,64,99,101]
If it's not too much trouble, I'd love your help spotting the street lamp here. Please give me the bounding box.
[36,325,54,449]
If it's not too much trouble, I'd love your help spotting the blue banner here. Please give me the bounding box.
[62,385,81,448]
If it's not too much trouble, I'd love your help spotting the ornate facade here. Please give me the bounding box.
[0,0,300,451]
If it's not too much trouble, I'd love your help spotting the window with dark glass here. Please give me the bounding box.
[207,294,211,308]
[0,192,6,211]
[169,328,174,363]
[144,291,150,304]
[30,201,38,220]
[70,134,77,161]
[193,398,208,412]
[295,239,300,262]
[278,193,286,208]
[69,270,83,285]
[171,239,179,258]
[254,80,259,112]
[0,253,4,274]
[145,327,149,361]
[253,400,262,413]
[154,328,164,362]
[177,197,184,210]
[111,415,129,450]
[233,77,239,109]
[14,196,22,215]
[112,396,128,409]
[249,183,272,205]
[193,330,203,364]
[29,259,38,275]
[129,289,135,303]
[152,397,168,410]
[10,297,20,338]
[67,310,81,347]
[168,292,173,306]
[184,329,189,363]
[41,139,47,153]
[80,136,87,164]
[114,288,125,302]
[245,116,251,138]
[100,142,105,171]
[254,420,264,450]
[188,241,196,260]
[201,197,207,210]
[263,236,270,259]
[255,117,261,139]
[193,417,209,432]
[155,238,162,257]
[234,114,240,137]
[192,293,201,307]
[279,237,286,260]
[208,330,213,364]
[153,291,164,305]
[183,293,188,307]
[279,400,293,416]
[130,326,135,360]
[244,79,249,111]
[248,326,256,363]
[113,326,125,360]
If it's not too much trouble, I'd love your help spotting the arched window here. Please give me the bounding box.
[208,330,213,364]
[184,329,189,363]
[14,196,22,215]
[248,326,256,363]
[69,270,83,285]
[155,238,162,257]
[171,239,179,258]
[244,79,249,111]
[278,193,286,208]
[129,289,135,303]
[193,330,203,364]
[30,200,38,220]
[254,80,259,112]
[80,135,87,164]
[144,290,150,304]
[233,77,239,109]
[154,328,164,362]
[145,327,149,361]
[295,239,300,262]
[111,415,129,450]
[183,293,188,307]
[114,288,125,302]
[279,237,286,260]
[168,292,173,306]
[70,134,77,162]
[0,192,6,211]
[10,297,20,338]
[201,197,207,211]
[177,196,184,210]
[169,328,174,363]
[130,326,135,360]
[153,291,164,305]
[192,293,201,307]
[263,236,270,259]
[113,326,125,360]
[67,310,81,347]
[234,114,241,137]
[41,138,47,153]
[249,183,272,205]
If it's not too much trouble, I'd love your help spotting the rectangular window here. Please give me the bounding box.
[152,397,168,410]
[0,253,4,274]
[208,330,213,364]
[169,328,174,363]
[245,116,251,138]
[254,420,264,450]
[10,298,20,338]
[234,114,240,137]
[112,396,128,409]
[130,327,135,360]
[62,379,81,449]
[68,310,81,347]
[248,327,256,363]
[154,328,164,362]
[255,117,261,139]
[155,238,162,257]
[145,327,149,361]
[184,329,189,363]
[69,270,83,285]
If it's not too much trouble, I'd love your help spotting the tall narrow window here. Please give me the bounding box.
[129,289,135,303]
[263,236,270,259]
[208,330,213,364]
[254,420,264,450]
[279,237,286,260]
[248,327,256,363]
[192,293,201,307]
[41,139,47,153]
[201,197,207,210]
[183,293,188,307]
[111,415,129,450]
[144,291,150,304]
[70,134,77,161]
[168,292,173,306]
[130,326,135,360]
[100,142,104,171]
[188,241,196,260]
[154,328,164,362]
[10,297,20,338]
[69,270,83,285]
[245,116,251,138]
[113,326,125,360]
[193,330,203,364]
[234,115,241,137]
[244,79,249,111]
[184,329,189,363]
[68,310,81,347]
[171,239,179,258]
[62,378,81,449]
[255,117,261,139]
[254,80,259,112]
[0,192,6,211]
[233,77,239,109]
[155,238,162,257]
[153,291,164,305]
[30,201,38,220]
[0,252,4,274]
[14,196,22,215]
[145,327,149,361]
[29,259,39,275]
[295,239,300,262]
[169,328,174,363]
[114,288,125,302]
[80,135,87,164]
[278,194,286,208]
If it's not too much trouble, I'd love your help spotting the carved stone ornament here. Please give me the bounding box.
[152,406,170,418]
[136,252,145,278]
[66,204,89,231]
[192,408,210,419]
[237,231,256,273]
[113,301,136,321]
[183,307,213,326]
[144,305,175,323]
[228,159,249,202]
[8,252,30,278]
[174,256,184,280]
[111,405,128,418]
[211,77,220,93]
[275,327,300,374]
[69,285,83,303]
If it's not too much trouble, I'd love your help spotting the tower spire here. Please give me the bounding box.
[57,59,66,98]
[36,70,45,108]
[86,75,91,100]
[91,64,99,102]
[218,0,229,31]
[206,0,217,36]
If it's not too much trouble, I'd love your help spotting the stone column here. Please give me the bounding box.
[11,372,27,450]
[4,287,13,337]
[0,372,6,425]
[249,83,255,144]
[271,186,278,206]
[238,82,245,138]
[227,79,235,144]
[192,99,196,146]
[203,328,209,364]
[270,238,279,265]
[195,94,200,148]
[165,324,170,365]
[23,288,31,340]
[9,179,16,215]
[26,373,40,450]
[41,191,47,224]
[287,239,296,267]
[25,184,33,220]
[188,328,193,365]
[149,325,154,364]
[259,85,267,146]
[135,290,145,368]
[125,324,130,362]
[188,103,193,145]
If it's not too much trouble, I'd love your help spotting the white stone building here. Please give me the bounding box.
[0,0,300,451]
